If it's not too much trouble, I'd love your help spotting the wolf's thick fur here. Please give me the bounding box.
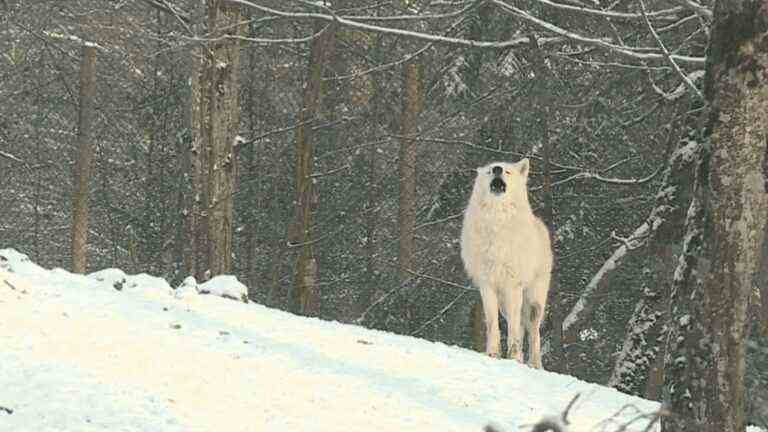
[460,159,552,368]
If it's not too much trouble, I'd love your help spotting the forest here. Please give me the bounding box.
[1,1,767,431]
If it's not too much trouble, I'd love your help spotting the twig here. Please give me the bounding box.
[411,291,467,335]
[414,211,464,230]
[354,276,416,324]
[561,393,581,422]
[0,405,12,414]
[241,118,317,147]
[405,269,476,292]
[0,150,25,164]
[310,164,350,178]
[486,393,581,432]
[638,0,704,101]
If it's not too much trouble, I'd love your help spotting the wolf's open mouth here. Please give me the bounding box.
[490,178,506,194]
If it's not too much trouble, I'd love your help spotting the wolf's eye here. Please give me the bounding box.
[504,170,513,175]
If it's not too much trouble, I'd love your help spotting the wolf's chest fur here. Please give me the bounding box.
[461,203,541,283]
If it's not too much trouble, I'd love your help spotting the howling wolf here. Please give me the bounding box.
[460,159,552,368]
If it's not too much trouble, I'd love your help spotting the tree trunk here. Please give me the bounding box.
[205,0,243,277]
[291,23,337,315]
[351,34,382,320]
[757,218,768,336]
[398,60,421,285]
[70,45,97,274]
[188,0,243,281]
[662,3,768,431]
[471,299,485,352]
[188,2,208,281]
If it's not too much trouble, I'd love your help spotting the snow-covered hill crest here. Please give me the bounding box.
[0,248,686,432]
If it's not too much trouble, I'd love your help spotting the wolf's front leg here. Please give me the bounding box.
[503,285,524,363]
[480,288,501,357]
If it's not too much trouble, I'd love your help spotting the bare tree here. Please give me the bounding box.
[662,1,768,431]
[70,45,97,274]
[291,23,337,315]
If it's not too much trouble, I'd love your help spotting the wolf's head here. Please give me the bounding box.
[471,159,531,209]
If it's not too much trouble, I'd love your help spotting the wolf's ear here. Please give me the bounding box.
[518,158,530,177]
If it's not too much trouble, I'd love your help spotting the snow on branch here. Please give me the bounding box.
[561,207,662,331]
[230,0,540,49]
[534,0,683,21]
[667,0,712,18]
[42,31,106,51]
[0,150,25,164]
[549,164,663,188]
[650,70,705,101]
[231,0,704,65]
[638,0,704,101]
[559,138,701,342]
[489,0,704,66]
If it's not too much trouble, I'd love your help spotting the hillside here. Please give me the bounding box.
[0,248,677,432]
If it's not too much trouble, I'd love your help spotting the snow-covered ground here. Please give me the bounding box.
[0,248,741,432]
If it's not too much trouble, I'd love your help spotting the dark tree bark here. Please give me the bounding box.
[758,221,768,336]
[188,0,243,281]
[291,23,337,315]
[70,45,97,274]
[662,3,768,431]
[188,1,208,281]
[397,60,421,284]
[205,0,243,277]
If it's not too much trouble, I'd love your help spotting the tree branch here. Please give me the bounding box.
[411,291,467,335]
[490,0,704,66]
[558,137,700,344]
[638,0,704,101]
[534,0,683,21]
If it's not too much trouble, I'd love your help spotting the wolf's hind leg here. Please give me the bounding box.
[526,301,545,369]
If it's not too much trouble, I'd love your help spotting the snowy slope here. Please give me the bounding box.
[0,249,678,432]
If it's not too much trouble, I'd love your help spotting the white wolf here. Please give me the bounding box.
[460,159,552,368]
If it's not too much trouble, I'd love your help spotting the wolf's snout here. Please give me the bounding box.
[492,166,503,176]
[490,177,506,194]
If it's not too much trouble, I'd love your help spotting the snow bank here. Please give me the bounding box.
[0,248,762,432]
